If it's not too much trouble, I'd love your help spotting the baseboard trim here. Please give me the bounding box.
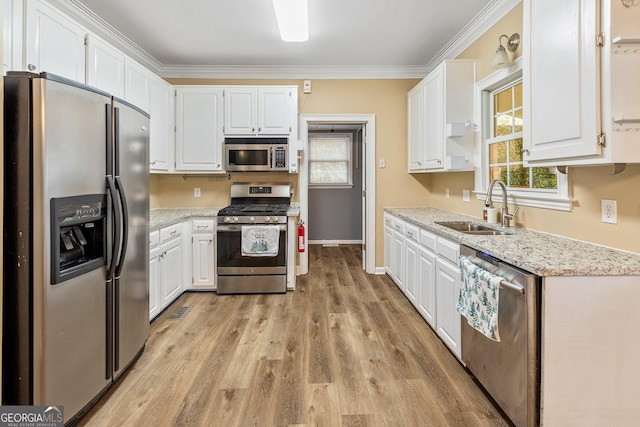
[309,240,363,246]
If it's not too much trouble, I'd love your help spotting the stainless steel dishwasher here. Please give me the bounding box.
[459,245,541,427]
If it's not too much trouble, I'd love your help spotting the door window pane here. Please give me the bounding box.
[309,134,352,186]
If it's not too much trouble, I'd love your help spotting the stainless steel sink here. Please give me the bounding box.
[435,221,513,235]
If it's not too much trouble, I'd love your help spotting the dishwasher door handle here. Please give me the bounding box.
[500,279,525,295]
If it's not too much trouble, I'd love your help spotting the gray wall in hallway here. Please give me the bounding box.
[308,129,363,242]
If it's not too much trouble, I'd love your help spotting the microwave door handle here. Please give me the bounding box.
[269,146,273,168]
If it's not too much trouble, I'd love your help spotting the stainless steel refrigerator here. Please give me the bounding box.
[2,72,150,424]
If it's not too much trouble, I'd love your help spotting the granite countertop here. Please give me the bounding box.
[150,208,221,229]
[385,207,640,277]
[151,203,301,230]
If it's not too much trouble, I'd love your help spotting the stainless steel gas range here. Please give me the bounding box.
[216,183,290,294]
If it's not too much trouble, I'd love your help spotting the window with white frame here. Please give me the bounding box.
[308,133,353,187]
[475,59,572,211]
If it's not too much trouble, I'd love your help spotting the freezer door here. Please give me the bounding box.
[34,76,112,419]
[112,99,150,378]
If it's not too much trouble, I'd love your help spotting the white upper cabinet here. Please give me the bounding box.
[224,86,294,135]
[407,84,424,170]
[175,86,224,172]
[4,0,24,73]
[86,34,125,98]
[407,60,475,172]
[24,0,86,82]
[258,87,291,134]
[124,57,151,112]
[523,0,601,164]
[523,0,640,167]
[149,76,174,172]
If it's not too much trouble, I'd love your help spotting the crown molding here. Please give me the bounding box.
[56,0,163,73]
[55,0,520,80]
[160,65,428,80]
[425,0,522,74]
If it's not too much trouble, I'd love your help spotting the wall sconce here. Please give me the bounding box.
[492,33,520,69]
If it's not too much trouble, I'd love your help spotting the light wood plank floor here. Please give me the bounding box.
[80,244,510,427]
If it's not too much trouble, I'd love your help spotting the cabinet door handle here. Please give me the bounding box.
[28,64,37,71]
[252,127,255,132]
[407,231,413,238]
[208,239,213,243]
[170,230,177,236]
[258,127,262,132]
[197,225,207,230]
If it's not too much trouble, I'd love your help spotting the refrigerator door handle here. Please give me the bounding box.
[113,177,128,372]
[106,176,121,279]
[114,177,128,276]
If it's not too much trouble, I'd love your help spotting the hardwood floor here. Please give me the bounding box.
[80,244,510,426]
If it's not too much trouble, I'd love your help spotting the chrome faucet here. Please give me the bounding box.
[484,179,516,227]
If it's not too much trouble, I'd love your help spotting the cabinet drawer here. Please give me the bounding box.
[404,222,419,242]
[149,230,160,248]
[392,217,405,234]
[160,223,182,244]
[192,219,214,233]
[419,228,437,251]
[437,236,459,264]
[384,212,393,227]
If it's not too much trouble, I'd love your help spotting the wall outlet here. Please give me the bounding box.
[462,189,470,202]
[601,200,617,224]
[194,187,201,198]
[445,188,450,199]
[379,158,386,168]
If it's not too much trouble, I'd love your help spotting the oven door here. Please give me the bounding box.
[225,144,273,171]
[216,224,287,274]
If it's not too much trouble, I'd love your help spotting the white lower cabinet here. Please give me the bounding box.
[384,212,462,360]
[190,219,215,289]
[392,218,405,289]
[384,213,394,276]
[149,223,184,320]
[149,231,161,320]
[416,244,437,329]
[435,255,462,359]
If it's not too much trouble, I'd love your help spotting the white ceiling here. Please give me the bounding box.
[71,0,501,77]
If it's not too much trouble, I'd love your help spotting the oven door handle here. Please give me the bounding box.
[217,224,287,232]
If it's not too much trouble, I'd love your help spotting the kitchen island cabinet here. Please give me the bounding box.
[384,206,640,426]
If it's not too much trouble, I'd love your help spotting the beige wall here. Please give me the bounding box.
[429,3,640,254]
[154,78,430,265]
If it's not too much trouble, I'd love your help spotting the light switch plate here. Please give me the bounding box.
[445,188,450,199]
[462,189,470,202]
[601,200,617,224]
[194,187,201,198]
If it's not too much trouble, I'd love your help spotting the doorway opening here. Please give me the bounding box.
[299,114,376,275]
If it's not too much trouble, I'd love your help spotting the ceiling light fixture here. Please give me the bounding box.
[272,0,309,42]
[492,33,520,69]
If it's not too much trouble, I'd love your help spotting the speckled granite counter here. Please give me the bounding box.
[150,208,220,230]
[151,204,301,230]
[385,207,640,277]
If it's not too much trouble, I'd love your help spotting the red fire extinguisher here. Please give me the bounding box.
[298,220,306,253]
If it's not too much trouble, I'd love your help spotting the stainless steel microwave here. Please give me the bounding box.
[224,138,289,172]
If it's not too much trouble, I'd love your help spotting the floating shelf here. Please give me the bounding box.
[612,36,640,44]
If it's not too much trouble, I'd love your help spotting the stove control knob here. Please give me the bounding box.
[265,216,272,223]
[272,216,279,223]
[224,217,231,223]
[249,217,255,223]
[233,217,239,223]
